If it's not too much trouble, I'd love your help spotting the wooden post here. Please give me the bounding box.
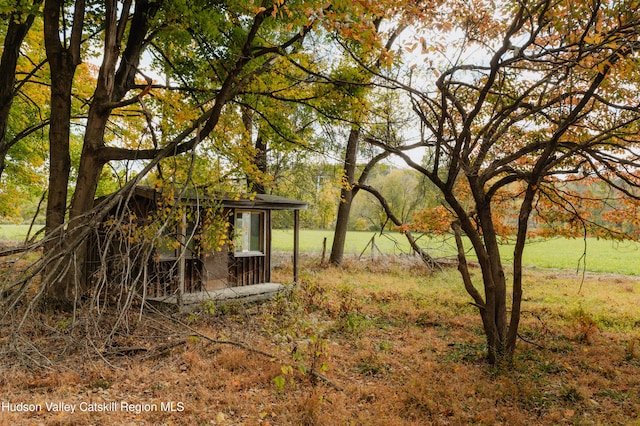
[177,210,186,308]
[371,235,375,260]
[294,209,300,283]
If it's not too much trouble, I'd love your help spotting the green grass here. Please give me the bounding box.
[274,229,640,275]
[504,237,640,275]
[0,224,42,242]
[272,229,428,256]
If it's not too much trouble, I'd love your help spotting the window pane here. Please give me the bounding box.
[250,213,261,251]
[235,211,263,253]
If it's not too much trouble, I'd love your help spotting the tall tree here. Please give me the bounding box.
[330,14,408,263]
[41,0,327,306]
[370,0,640,364]
[323,1,439,265]
[43,0,84,270]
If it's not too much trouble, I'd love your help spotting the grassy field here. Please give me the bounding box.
[0,224,40,242]
[1,257,639,425]
[274,229,640,275]
[2,224,639,274]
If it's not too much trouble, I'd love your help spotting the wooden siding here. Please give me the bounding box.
[229,255,264,286]
[146,258,204,298]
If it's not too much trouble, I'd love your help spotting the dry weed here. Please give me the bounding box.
[0,255,639,425]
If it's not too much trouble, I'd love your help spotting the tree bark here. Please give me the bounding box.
[252,134,268,194]
[50,0,155,303]
[42,0,85,306]
[242,108,267,194]
[505,184,537,359]
[329,126,360,266]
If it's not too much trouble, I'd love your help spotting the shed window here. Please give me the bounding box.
[234,211,264,255]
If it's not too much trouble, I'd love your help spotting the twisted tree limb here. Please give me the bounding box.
[358,184,442,271]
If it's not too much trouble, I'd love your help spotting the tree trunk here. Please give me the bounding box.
[505,181,539,358]
[478,208,508,363]
[0,2,41,179]
[459,226,508,364]
[329,127,360,266]
[69,111,110,221]
[59,0,153,299]
[252,134,267,194]
[242,108,268,194]
[42,0,85,306]
[474,205,508,364]
[443,178,510,365]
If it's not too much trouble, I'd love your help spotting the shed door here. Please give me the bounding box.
[202,246,228,290]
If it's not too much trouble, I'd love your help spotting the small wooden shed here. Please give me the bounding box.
[87,186,307,311]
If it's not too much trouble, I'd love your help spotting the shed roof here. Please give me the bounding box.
[131,186,307,210]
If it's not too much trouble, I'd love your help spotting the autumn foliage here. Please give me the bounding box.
[365,0,640,364]
[2,0,640,370]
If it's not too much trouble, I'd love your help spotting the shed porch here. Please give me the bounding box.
[146,283,286,313]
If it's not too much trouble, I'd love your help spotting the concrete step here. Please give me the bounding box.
[146,283,285,313]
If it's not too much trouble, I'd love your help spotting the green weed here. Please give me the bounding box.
[441,341,487,363]
[560,384,584,403]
